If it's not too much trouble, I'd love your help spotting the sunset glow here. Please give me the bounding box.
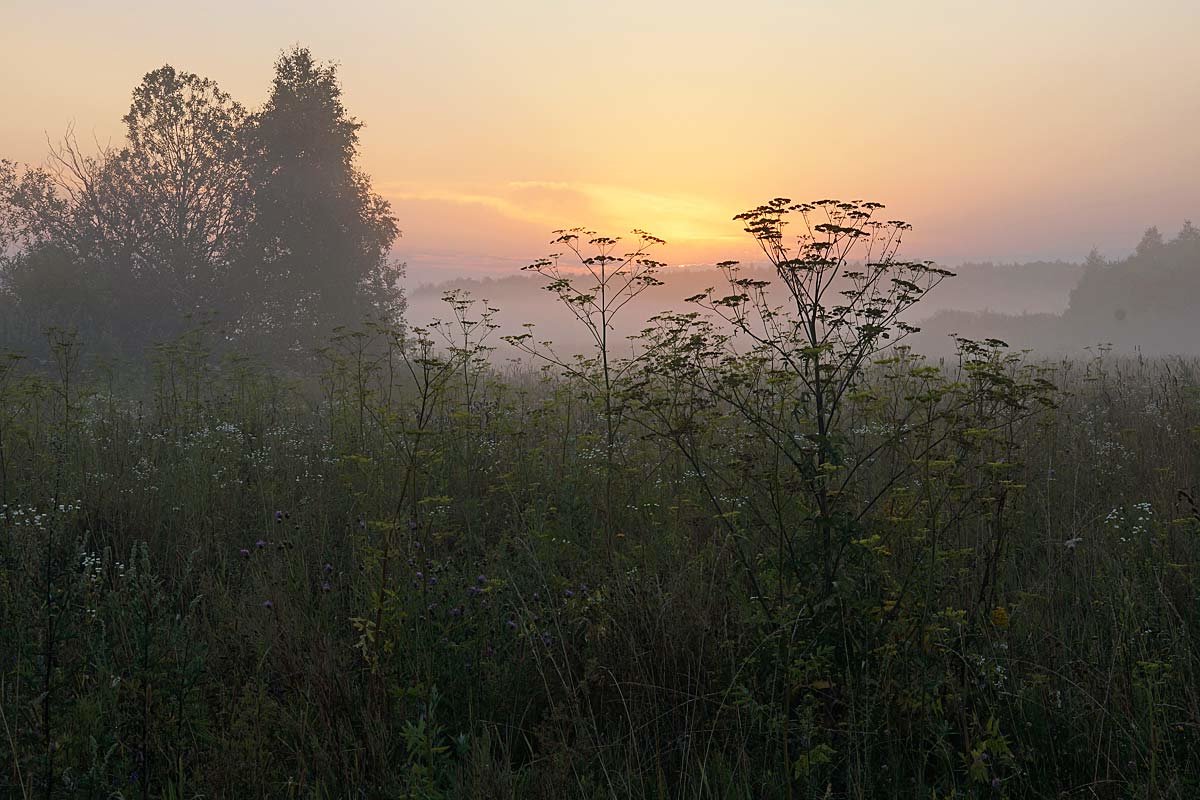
[3,0,1198,282]
[6,5,1200,793]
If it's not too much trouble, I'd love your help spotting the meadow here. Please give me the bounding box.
[2,12,1197,796]
[1,270,1199,799]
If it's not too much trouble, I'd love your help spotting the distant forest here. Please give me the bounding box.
[914,224,1200,354]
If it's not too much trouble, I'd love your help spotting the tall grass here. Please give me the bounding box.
[0,319,1198,798]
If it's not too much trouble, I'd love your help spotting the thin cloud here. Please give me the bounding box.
[379,180,745,246]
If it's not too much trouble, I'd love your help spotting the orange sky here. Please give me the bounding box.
[2,0,1198,283]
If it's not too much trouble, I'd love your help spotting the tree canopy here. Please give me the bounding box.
[0,47,402,359]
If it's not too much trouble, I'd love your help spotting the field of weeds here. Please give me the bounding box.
[1,315,1198,798]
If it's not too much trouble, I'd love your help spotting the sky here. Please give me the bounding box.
[2,0,1198,284]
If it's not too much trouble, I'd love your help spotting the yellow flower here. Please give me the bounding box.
[990,606,1010,629]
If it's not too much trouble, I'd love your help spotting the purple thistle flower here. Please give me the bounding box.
[506,619,518,631]
[238,548,250,558]
[262,600,273,610]
[323,563,333,574]
[476,574,487,584]
[320,581,331,592]
[255,539,267,549]
[467,586,481,598]
[274,511,283,523]
[563,589,574,598]
[991,776,1001,790]
[428,576,438,586]
[449,606,463,618]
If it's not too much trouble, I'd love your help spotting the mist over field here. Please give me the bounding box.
[404,230,1198,361]
[3,2,1200,798]
[403,258,1090,360]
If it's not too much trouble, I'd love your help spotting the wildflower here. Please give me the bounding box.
[320,581,331,592]
[467,586,481,598]
[274,511,283,523]
[991,776,1001,790]
[323,563,334,574]
[428,576,437,586]
[262,600,274,610]
[476,574,486,584]
[255,539,267,549]
[238,548,250,558]
[506,619,518,631]
[449,606,463,618]
[1064,536,1083,550]
[990,607,1010,629]
[563,589,574,598]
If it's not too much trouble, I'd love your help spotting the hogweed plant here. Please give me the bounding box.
[689,199,954,589]
[505,229,666,556]
[628,199,1061,795]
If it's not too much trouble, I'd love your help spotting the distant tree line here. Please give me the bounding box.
[0,47,402,359]
[912,222,1200,353]
[1066,222,1200,327]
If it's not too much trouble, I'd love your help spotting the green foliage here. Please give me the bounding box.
[1,198,1199,798]
[239,46,403,352]
[0,47,401,362]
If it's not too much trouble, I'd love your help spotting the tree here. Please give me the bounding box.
[240,47,402,351]
[1,65,250,349]
[0,137,135,345]
[1135,226,1164,257]
[0,160,17,255]
[120,66,250,316]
